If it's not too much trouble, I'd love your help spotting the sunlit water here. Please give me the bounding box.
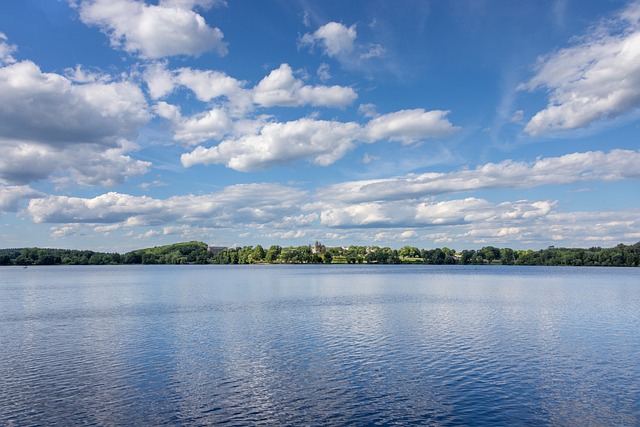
[1,265,639,426]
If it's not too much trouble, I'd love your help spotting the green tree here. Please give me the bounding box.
[459,249,475,264]
[399,246,421,259]
[265,245,281,263]
[252,245,266,262]
[499,248,516,265]
[481,246,500,263]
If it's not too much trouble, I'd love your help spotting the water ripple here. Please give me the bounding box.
[1,265,639,426]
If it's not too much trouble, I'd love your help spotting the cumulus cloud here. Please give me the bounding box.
[258,230,307,240]
[15,177,640,249]
[181,118,362,171]
[318,149,640,203]
[175,67,245,102]
[182,108,458,171]
[372,230,419,242]
[358,103,379,118]
[543,210,640,244]
[55,142,151,187]
[300,21,386,71]
[365,109,459,144]
[75,0,227,58]
[0,140,151,188]
[300,22,357,58]
[0,58,151,185]
[27,183,307,228]
[64,64,111,84]
[0,185,42,213]
[426,208,640,248]
[310,197,638,248]
[521,1,640,134]
[143,61,176,99]
[252,63,357,108]
[320,198,554,228]
[159,0,226,8]
[144,62,253,116]
[155,102,232,145]
[0,61,149,146]
[146,62,361,151]
[145,62,356,122]
[0,32,17,65]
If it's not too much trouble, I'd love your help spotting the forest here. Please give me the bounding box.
[0,241,211,266]
[1,241,639,267]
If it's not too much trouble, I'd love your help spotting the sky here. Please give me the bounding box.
[0,0,639,252]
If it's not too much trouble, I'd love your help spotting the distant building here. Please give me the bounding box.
[208,246,227,256]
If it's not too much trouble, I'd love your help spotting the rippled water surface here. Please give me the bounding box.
[1,265,639,426]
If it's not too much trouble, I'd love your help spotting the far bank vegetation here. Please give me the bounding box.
[1,241,639,267]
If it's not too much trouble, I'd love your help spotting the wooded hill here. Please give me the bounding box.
[1,241,639,267]
[0,241,211,266]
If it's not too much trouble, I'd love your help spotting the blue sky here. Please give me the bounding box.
[0,0,639,252]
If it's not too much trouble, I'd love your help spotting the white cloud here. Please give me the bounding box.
[373,230,418,242]
[143,61,176,99]
[400,230,417,239]
[28,192,160,224]
[0,61,149,146]
[145,62,356,124]
[159,0,226,9]
[27,183,308,228]
[75,0,227,59]
[0,185,41,213]
[252,64,357,108]
[54,142,151,187]
[175,67,246,102]
[451,209,640,248]
[139,180,168,191]
[181,118,362,171]
[300,22,357,58]
[0,138,151,188]
[521,1,640,134]
[0,32,17,65]
[155,102,232,145]
[365,109,460,144]
[64,65,109,83]
[360,44,385,60]
[144,63,253,116]
[259,230,307,240]
[181,108,459,171]
[300,21,387,72]
[320,198,555,228]
[318,149,640,203]
[358,103,379,118]
[317,63,331,81]
[15,179,640,250]
[50,225,81,238]
[0,59,151,185]
[135,229,161,239]
[307,197,640,248]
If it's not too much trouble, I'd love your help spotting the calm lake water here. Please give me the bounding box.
[1,265,639,426]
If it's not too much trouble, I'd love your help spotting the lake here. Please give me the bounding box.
[1,265,639,426]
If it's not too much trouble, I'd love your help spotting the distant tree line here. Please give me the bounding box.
[209,241,640,267]
[0,242,212,266]
[1,241,639,267]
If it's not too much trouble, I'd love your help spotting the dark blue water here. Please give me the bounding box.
[1,265,639,426]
